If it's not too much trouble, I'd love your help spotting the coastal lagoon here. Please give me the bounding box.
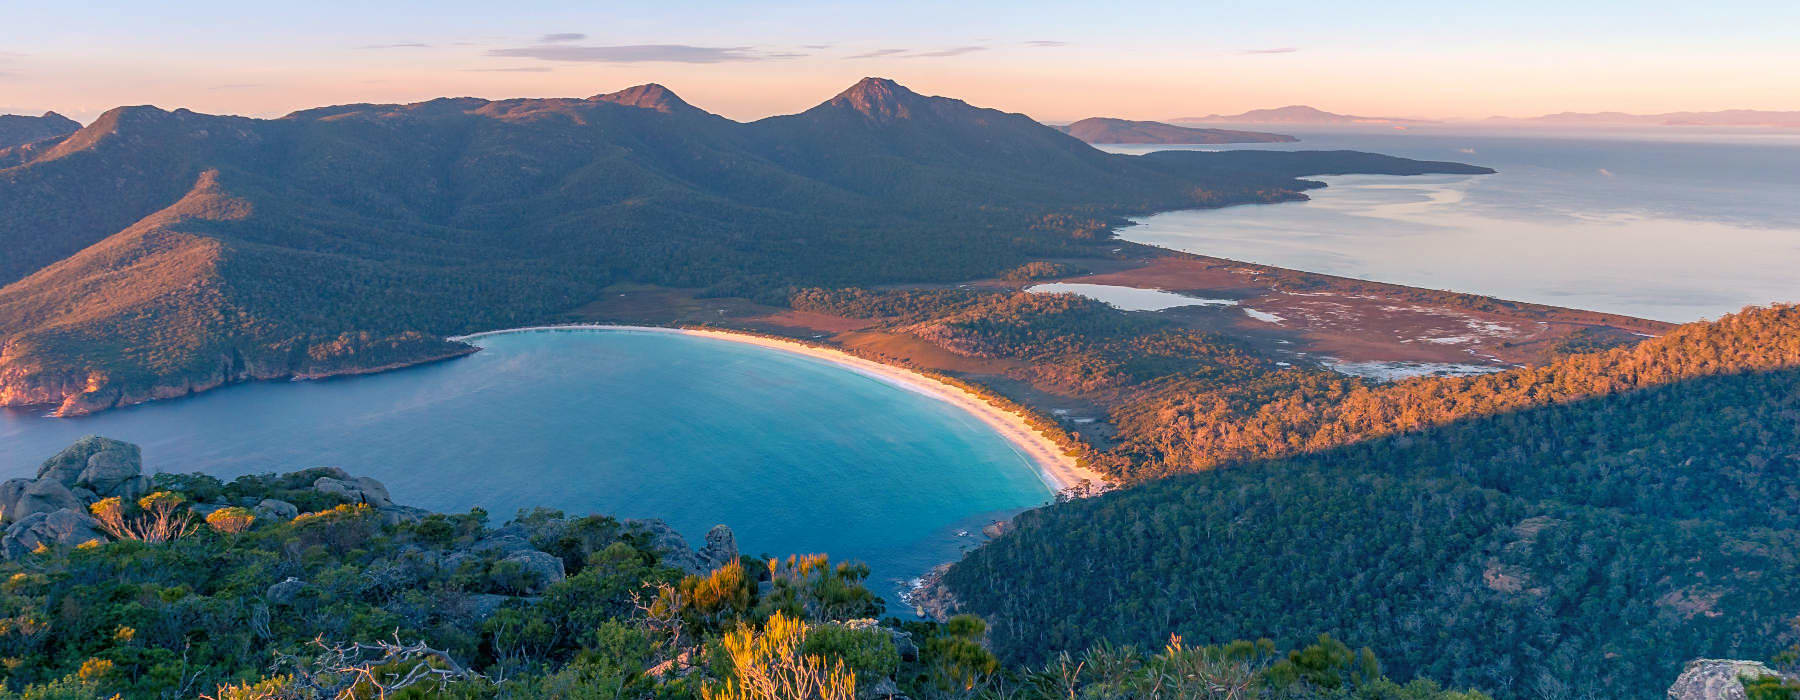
[0,329,1056,605]
[1107,129,1800,322]
[1024,282,1236,311]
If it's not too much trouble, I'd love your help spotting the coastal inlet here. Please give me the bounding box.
[0,327,1076,607]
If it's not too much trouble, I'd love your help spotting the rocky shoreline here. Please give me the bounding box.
[0,340,477,417]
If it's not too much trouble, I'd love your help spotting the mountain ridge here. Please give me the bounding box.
[0,78,1494,416]
[592,83,703,114]
[0,111,80,149]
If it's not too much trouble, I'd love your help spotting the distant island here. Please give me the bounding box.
[1054,117,1296,144]
[1482,109,1800,128]
[1175,105,1435,125]
[0,111,80,149]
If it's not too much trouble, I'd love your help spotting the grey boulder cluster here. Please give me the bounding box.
[259,513,742,624]
[625,519,738,575]
[0,436,148,558]
[1,435,426,559]
[257,508,583,615]
[1668,659,1800,699]
[268,466,425,525]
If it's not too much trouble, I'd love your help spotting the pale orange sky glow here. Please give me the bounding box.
[3,1,1797,124]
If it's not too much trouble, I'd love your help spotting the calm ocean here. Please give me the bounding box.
[1106,127,1800,321]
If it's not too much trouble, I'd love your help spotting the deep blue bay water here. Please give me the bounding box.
[1106,128,1800,322]
[0,329,1055,605]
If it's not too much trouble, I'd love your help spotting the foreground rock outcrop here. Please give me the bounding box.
[624,519,741,575]
[1,436,149,557]
[2,509,107,559]
[0,436,435,558]
[1669,659,1800,699]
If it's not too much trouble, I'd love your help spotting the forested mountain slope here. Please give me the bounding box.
[0,111,78,149]
[943,304,1800,698]
[0,78,1490,416]
[1104,302,1800,479]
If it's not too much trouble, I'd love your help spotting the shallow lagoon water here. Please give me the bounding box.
[1108,128,1800,322]
[1025,282,1236,311]
[0,329,1055,606]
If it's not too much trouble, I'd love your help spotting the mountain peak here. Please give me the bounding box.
[0,110,84,150]
[842,76,904,94]
[593,83,696,113]
[822,77,931,121]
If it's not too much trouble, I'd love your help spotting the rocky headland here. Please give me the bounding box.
[1,435,739,607]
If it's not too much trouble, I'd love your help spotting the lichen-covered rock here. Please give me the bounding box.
[0,479,30,523]
[76,446,142,496]
[624,519,740,574]
[376,505,428,526]
[265,577,310,606]
[470,533,536,555]
[7,479,85,522]
[698,524,739,571]
[2,509,107,559]
[845,618,918,662]
[625,518,702,573]
[313,475,394,508]
[498,550,566,594]
[862,676,907,700]
[1669,659,1797,699]
[190,503,227,518]
[457,593,513,621]
[253,499,298,521]
[111,475,151,502]
[36,436,141,494]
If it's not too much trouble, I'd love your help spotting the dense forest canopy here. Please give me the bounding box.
[944,304,1800,698]
[1106,303,1800,478]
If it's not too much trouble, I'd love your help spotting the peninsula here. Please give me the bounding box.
[1054,117,1296,144]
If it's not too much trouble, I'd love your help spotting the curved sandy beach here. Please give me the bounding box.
[450,324,1103,493]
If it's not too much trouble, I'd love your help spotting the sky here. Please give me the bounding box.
[3,0,1797,124]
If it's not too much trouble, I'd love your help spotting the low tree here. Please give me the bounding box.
[89,491,197,543]
[205,506,256,535]
[703,612,856,700]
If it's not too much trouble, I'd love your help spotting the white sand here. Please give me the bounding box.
[450,324,1104,493]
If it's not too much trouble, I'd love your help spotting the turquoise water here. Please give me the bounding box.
[0,329,1054,605]
[1107,129,1800,322]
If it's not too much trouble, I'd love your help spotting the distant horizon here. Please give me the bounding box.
[4,79,1798,129]
[3,0,1796,124]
